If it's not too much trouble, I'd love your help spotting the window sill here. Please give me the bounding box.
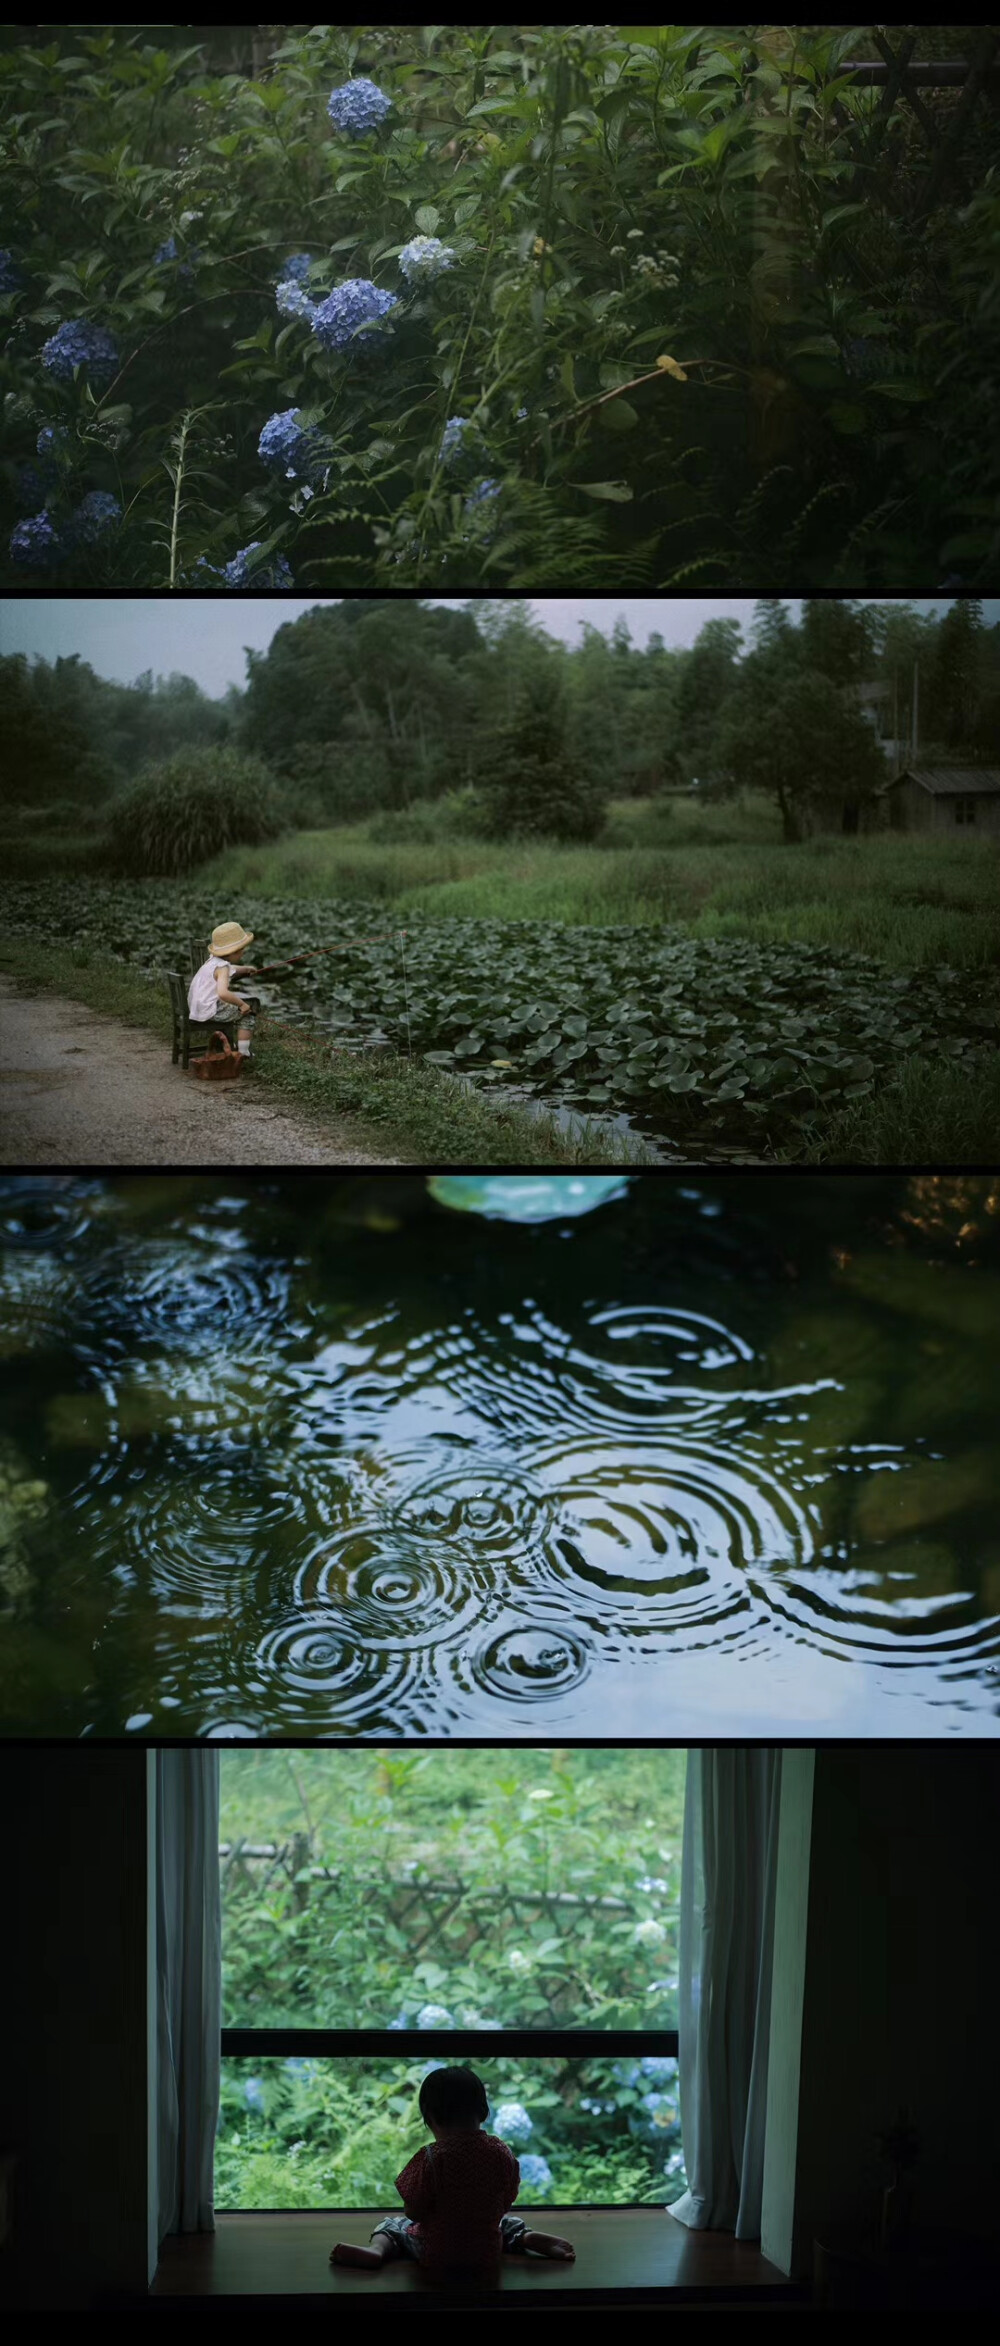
[152,2209,801,2305]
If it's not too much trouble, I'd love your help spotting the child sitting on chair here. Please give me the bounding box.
[330,2066,575,2281]
[188,921,261,1058]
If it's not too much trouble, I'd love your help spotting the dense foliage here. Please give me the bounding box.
[109,746,282,876]
[2,25,998,588]
[4,598,1000,852]
[218,1748,687,2210]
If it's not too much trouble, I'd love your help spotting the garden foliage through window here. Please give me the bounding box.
[219,1748,687,2208]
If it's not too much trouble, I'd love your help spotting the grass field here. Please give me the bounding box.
[206,798,1000,975]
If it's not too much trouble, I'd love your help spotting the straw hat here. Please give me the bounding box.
[211,921,255,956]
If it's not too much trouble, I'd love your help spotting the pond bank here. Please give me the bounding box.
[0,980,394,1166]
[0,945,638,1168]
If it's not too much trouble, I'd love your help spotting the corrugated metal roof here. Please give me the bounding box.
[876,767,1000,797]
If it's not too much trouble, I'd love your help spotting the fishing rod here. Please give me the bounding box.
[247,933,408,977]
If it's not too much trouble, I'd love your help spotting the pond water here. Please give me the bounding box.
[1,1173,998,1737]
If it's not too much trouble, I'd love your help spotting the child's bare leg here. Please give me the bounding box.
[518,2229,575,2261]
[330,2233,393,2269]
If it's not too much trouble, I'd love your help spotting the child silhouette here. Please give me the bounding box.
[331,2067,575,2280]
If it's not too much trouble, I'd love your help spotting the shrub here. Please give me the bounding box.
[108,746,283,877]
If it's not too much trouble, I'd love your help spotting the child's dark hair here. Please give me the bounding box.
[418,2066,489,2127]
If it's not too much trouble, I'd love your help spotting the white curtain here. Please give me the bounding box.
[671,1748,781,2239]
[156,1749,221,2239]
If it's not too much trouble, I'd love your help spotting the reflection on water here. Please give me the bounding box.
[1,1173,998,1736]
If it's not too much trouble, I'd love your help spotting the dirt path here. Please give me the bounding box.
[0,981,394,1165]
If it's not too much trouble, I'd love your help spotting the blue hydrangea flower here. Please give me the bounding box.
[464,478,500,515]
[399,235,457,284]
[416,2003,453,2029]
[517,2155,552,2191]
[281,253,313,282]
[71,489,122,543]
[258,407,318,480]
[492,2103,532,2146]
[16,464,52,514]
[440,415,471,464]
[639,2056,677,2083]
[10,511,64,568]
[244,2077,264,2110]
[222,542,293,589]
[154,236,179,265]
[310,279,397,353]
[276,279,316,323]
[326,78,392,137]
[0,248,25,293]
[37,425,71,461]
[41,320,120,385]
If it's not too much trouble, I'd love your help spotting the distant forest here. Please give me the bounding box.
[4,597,999,837]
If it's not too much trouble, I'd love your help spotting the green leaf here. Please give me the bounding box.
[414,203,441,235]
[599,400,638,433]
[571,480,634,501]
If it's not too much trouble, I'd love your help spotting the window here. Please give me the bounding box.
[218,1748,687,2212]
[954,795,977,824]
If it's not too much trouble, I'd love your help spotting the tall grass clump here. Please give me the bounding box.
[109,747,283,878]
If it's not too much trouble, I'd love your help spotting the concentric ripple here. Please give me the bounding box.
[5,1173,1000,1735]
[508,1435,816,1642]
[297,1529,491,1652]
[79,1239,292,1357]
[464,1619,592,1703]
[243,1608,412,1732]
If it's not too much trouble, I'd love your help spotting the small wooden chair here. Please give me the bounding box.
[167,971,219,1070]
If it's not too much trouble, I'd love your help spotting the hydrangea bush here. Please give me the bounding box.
[2,24,994,586]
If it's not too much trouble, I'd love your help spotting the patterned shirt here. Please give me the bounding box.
[396,2132,520,2271]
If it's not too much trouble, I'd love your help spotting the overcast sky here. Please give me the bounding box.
[0,595,988,698]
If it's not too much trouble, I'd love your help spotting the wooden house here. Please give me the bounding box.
[875,767,1000,835]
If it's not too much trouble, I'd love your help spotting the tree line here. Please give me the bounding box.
[3,597,998,863]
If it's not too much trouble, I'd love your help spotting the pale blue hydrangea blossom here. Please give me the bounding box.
[41,320,119,384]
[9,512,64,568]
[281,253,314,283]
[398,235,456,283]
[0,249,25,292]
[276,279,316,323]
[517,2155,552,2190]
[416,2003,453,2029]
[491,2103,532,2146]
[37,425,71,460]
[326,78,392,137]
[310,279,397,353]
[223,543,294,589]
[257,408,319,480]
[440,415,471,464]
[464,478,500,515]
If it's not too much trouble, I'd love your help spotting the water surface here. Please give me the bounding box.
[1,1173,998,1736]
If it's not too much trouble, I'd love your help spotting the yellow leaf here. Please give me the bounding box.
[490,1059,515,1069]
[656,355,688,381]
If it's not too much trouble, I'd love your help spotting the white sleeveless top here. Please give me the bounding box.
[187,957,230,1021]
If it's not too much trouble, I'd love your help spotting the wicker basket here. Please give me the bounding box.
[190,1029,244,1081]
